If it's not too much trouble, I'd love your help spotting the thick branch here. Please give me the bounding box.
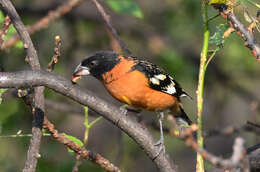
[0,70,177,172]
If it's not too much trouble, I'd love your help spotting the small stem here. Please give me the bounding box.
[196,1,210,172]
[83,106,89,144]
[84,128,89,145]
[0,133,50,138]
[89,116,103,129]
[205,48,218,69]
[83,107,103,144]
[91,0,131,56]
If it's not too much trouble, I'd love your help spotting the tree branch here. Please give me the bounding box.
[0,1,45,171]
[0,15,11,49]
[247,143,260,171]
[214,5,260,62]
[0,70,177,172]
[91,0,131,56]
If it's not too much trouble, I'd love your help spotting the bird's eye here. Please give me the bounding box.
[89,61,97,67]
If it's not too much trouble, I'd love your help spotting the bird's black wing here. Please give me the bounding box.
[130,57,190,98]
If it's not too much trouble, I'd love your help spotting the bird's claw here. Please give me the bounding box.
[119,106,128,116]
[116,106,128,126]
[154,139,162,146]
[153,139,165,158]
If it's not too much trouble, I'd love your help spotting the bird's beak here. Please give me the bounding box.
[72,64,90,83]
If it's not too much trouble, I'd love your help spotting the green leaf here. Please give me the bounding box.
[14,41,23,49]
[63,133,83,154]
[0,89,7,104]
[106,0,143,18]
[209,24,229,46]
[208,0,226,5]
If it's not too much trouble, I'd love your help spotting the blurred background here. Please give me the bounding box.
[0,0,260,171]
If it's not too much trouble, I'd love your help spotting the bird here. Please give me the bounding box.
[72,51,192,156]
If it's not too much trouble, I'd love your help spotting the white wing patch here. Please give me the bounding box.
[154,74,166,80]
[164,81,176,94]
[150,77,160,85]
[149,74,177,94]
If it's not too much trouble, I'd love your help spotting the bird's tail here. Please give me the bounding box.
[169,104,192,126]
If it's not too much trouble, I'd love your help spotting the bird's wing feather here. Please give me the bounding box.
[130,57,190,98]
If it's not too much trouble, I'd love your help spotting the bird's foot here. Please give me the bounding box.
[120,104,141,114]
[119,105,128,116]
[153,111,166,158]
[116,106,128,126]
[153,138,165,158]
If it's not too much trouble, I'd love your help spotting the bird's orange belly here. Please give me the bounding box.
[103,71,176,111]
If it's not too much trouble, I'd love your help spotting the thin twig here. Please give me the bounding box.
[214,4,260,62]
[0,1,45,172]
[205,48,218,69]
[0,15,11,48]
[204,124,260,137]
[247,120,260,129]
[72,155,82,172]
[91,0,131,56]
[0,133,51,138]
[47,35,61,72]
[1,0,83,50]
[43,117,121,172]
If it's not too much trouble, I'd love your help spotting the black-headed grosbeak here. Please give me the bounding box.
[72,51,192,155]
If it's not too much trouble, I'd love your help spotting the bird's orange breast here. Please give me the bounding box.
[102,59,177,111]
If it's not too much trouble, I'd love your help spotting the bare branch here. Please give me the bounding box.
[91,0,132,56]
[0,1,45,171]
[0,70,178,172]
[72,155,82,172]
[0,15,11,48]
[214,5,260,62]
[47,35,61,72]
[204,124,260,137]
[247,121,260,129]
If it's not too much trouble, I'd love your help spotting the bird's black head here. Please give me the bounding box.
[72,51,120,82]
